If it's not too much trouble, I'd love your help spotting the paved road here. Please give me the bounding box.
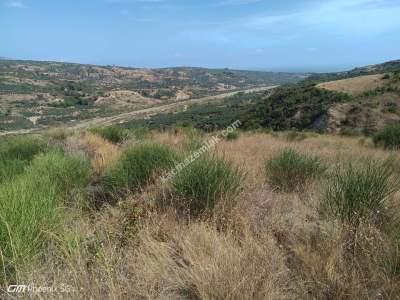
[0,85,278,136]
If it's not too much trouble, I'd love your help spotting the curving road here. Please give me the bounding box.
[0,85,278,136]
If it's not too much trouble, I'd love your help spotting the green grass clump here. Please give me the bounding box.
[172,156,244,215]
[0,135,47,183]
[265,149,326,192]
[0,135,46,161]
[103,143,177,198]
[29,152,91,193]
[0,152,91,281]
[44,128,69,141]
[225,131,240,141]
[91,125,129,144]
[0,159,26,183]
[325,159,399,225]
[284,130,307,142]
[131,127,152,140]
[182,136,204,153]
[373,123,400,150]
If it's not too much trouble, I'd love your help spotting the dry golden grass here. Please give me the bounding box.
[80,132,121,175]
[317,74,389,95]
[10,131,400,300]
[215,132,397,187]
[132,222,292,300]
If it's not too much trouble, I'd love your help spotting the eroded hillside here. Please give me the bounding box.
[0,59,305,132]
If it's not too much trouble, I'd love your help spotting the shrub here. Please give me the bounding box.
[0,152,91,281]
[325,159,399,225]
[91,125,129,144]
[103,143,177,198]
[265,149,326,192]
[373,123,400,149]
[172,156,244,215]
[225,131,240,141]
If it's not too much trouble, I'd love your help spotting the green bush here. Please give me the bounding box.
[91,125,129,144]
[0,152,91,281]
[265,149,326,192]
[172,156,244,215]
[325,159,399,225]
[373,123,400,150]
[103,143,177,198]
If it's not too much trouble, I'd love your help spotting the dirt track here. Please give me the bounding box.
[0,86,278,136]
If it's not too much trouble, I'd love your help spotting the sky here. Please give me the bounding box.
[1,0,400,72]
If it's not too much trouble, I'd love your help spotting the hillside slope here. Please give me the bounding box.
[0,59,304,132]
[123,60,400,134]
[303,59,400,85]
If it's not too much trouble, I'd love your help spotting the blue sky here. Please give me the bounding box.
[1,0,399,71]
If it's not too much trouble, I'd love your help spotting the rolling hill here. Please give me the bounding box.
[122,60,400,135]
[0,59,305,132]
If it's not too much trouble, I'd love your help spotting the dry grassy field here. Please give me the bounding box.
[317,74,389,95]
[2,128,399,299]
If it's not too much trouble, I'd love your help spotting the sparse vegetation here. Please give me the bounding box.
[0,130,399,298]
[1,57,400,298]
[265,148,326,192]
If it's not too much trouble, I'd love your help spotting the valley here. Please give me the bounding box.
[0,59,304,133]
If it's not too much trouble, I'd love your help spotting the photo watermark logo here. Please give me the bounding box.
[161,120,242,183]
[7,284,74,294]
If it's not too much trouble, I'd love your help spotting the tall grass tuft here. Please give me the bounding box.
[131,127,152,141]
[373,123,400,150]
[0,152,91,281]
[90,125,129,144]
[0,135,47,183]
[284,130,307,142]
[225,131,240,141]
[103,143,177,198]
[172,156,244,216]
[0,159,25,183]
[325,158,400,225]
[265,149,326,192]
[30,152,91,193]
[0,135,46,161]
